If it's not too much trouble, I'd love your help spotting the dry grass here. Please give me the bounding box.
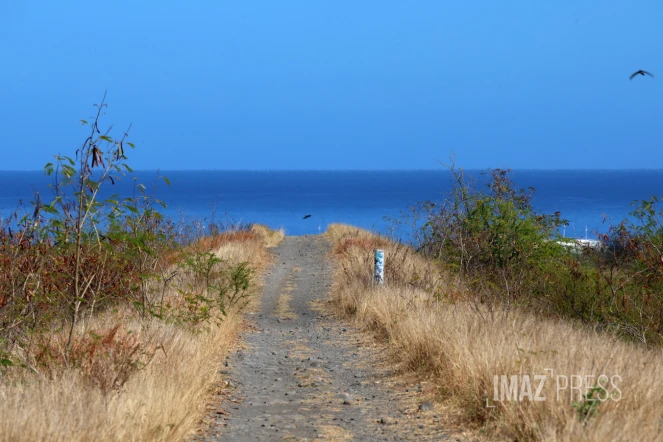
[251,224,286,249]
[325,223,663,442]
[274,271,298,321]
[0,226,283,442]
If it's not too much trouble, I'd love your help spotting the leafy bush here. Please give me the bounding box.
[413,163,663,345]
[165,252,254,326]
[417,166,567,313]
[573,385,607,423]
[562,197,663,345]
[0,95,256,380]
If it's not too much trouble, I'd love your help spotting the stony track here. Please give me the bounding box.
[200,235,465,441]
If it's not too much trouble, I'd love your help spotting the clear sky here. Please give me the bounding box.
[1,1,661,170]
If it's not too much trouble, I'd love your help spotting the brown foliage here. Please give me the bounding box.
[0,237,145,353]
[33,324,156,395]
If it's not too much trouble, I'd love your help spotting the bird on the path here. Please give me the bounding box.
[303,214,312,219]
[630,70,654,80]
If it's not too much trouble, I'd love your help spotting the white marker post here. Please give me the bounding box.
[374,249,384,285]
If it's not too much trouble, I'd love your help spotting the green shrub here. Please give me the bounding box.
[415,163,663,345]
[418,166,567,313]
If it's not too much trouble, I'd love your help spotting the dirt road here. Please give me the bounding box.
[200,235,461,441]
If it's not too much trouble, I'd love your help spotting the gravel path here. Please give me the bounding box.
[199,235,463,441]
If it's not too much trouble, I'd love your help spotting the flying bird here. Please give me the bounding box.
[630,70,654,80]
[303,214,312,219]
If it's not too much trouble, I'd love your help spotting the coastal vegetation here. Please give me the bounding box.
[0,98,284,441]
[414,164,663,347]
[326,165,663,441]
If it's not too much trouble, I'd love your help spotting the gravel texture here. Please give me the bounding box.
[199,235,465,441]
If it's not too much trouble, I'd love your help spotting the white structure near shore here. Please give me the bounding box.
[556,238,604,252]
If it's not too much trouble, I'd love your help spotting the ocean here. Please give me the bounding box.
[1,170,661,240]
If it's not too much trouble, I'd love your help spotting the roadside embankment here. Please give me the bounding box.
[325,223,663,442]
[0,225,283,442]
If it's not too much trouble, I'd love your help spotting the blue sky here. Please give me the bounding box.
[1,1,661,170]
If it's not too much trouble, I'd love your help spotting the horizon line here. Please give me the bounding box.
[2,168,663,173]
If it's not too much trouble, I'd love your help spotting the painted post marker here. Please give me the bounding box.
[374,249,385,285]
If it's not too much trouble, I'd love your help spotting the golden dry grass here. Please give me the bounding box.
[325,223,663,442]
[251,224,286,249]
[274,272,298,321]
[0,226,283,442]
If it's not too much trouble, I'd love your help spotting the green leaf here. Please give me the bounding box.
[41,205,59,215]
[44,162,54,176]
[162,176,171,186]
[62,165,76,178]
[99,135,113,142]
[127,142,136,149]
[80,119,88,125]
[0,359,13,367]
[124,205,140,215]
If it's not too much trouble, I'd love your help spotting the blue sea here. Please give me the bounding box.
[1,170,662,240]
